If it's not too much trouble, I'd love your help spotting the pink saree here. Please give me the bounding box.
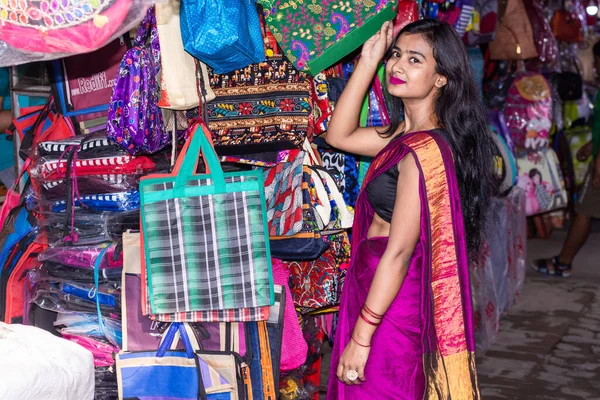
[327,131,480,399]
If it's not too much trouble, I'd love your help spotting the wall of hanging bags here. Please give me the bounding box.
[3,0,597,396]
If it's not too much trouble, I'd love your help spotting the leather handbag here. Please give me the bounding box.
[488,0,538,60]
[551,9,584,43]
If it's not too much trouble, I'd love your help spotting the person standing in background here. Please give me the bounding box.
[533,40,600,277]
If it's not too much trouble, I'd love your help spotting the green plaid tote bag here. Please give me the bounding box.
[140,121,274,314]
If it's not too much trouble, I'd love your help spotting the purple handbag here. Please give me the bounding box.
[107,8,178,155]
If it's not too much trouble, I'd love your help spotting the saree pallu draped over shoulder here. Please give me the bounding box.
[327,131,480,400]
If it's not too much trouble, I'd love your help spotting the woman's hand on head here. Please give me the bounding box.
[360,21,394,67]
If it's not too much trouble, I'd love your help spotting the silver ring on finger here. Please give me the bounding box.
[346,369,358,382]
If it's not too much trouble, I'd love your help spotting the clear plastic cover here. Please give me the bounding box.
[505,187,527,312]
[35,210,140,246]
[30,281,121,318]
[0,0,152,67]
[38,243,123,269]
[60,332,120,367]
[28,263,123,285]
[55,313,122,349]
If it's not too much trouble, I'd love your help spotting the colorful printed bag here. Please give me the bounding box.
[140,121,274,315]
[207,51,312,154]
[257,0,397,74]
[515,147,568,216]
[263,151,304,237]
[286,233,350,310]
[503,72,553,151]
[107,7,178,155]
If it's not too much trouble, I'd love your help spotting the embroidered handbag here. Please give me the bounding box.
[257,0,397,74]
[107,7,180,155]
[206,15,313,155]
[286,232,350,309]
[140,121,274,315]
[180,0,265,74]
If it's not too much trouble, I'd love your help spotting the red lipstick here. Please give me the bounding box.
[389,76,406,85]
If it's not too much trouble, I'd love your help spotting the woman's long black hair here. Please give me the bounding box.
[381,19,498,256]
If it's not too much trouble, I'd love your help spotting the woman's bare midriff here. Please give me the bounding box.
[366,213,391,239]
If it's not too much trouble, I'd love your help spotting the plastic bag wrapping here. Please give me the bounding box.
[470,219,500,355]
[94,366,119,400]
[0,0,153,67]
[28,263,122,284]
[523,0,559,69]
[29,281,121,316]
[40,174,142,202]
[55,313,122,349]
[27,187,140,214]
[60,332,120,367]
[505,187,527,311]
[35,210,139,246]
[503,72,553,150]
[38,242,123,269]
[29,153,165,183]
[0,323,95,400]
[483,73,515,111]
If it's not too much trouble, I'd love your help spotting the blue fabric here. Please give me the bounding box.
[0,208,33,274]
[246,322,264,400]
[0,68,9,110]
[180,0,265,74]
[0,133,14,172]
[118,323,199,399]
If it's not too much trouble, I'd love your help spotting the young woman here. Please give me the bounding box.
[325,19,497,399]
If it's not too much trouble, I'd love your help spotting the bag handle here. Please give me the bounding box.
[156,323,195,358]
[173,122,225,191]
[134,6,159,48]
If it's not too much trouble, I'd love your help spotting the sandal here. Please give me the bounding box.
[531,256,572,278]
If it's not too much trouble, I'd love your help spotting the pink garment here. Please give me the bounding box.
[272,258,307,372]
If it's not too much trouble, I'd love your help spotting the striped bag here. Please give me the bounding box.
[140,121,274,315]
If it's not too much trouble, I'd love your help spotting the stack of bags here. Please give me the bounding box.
[20,132,170,397]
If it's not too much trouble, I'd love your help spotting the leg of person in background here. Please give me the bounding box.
[532,142,599,277]
[557,212,592,264]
